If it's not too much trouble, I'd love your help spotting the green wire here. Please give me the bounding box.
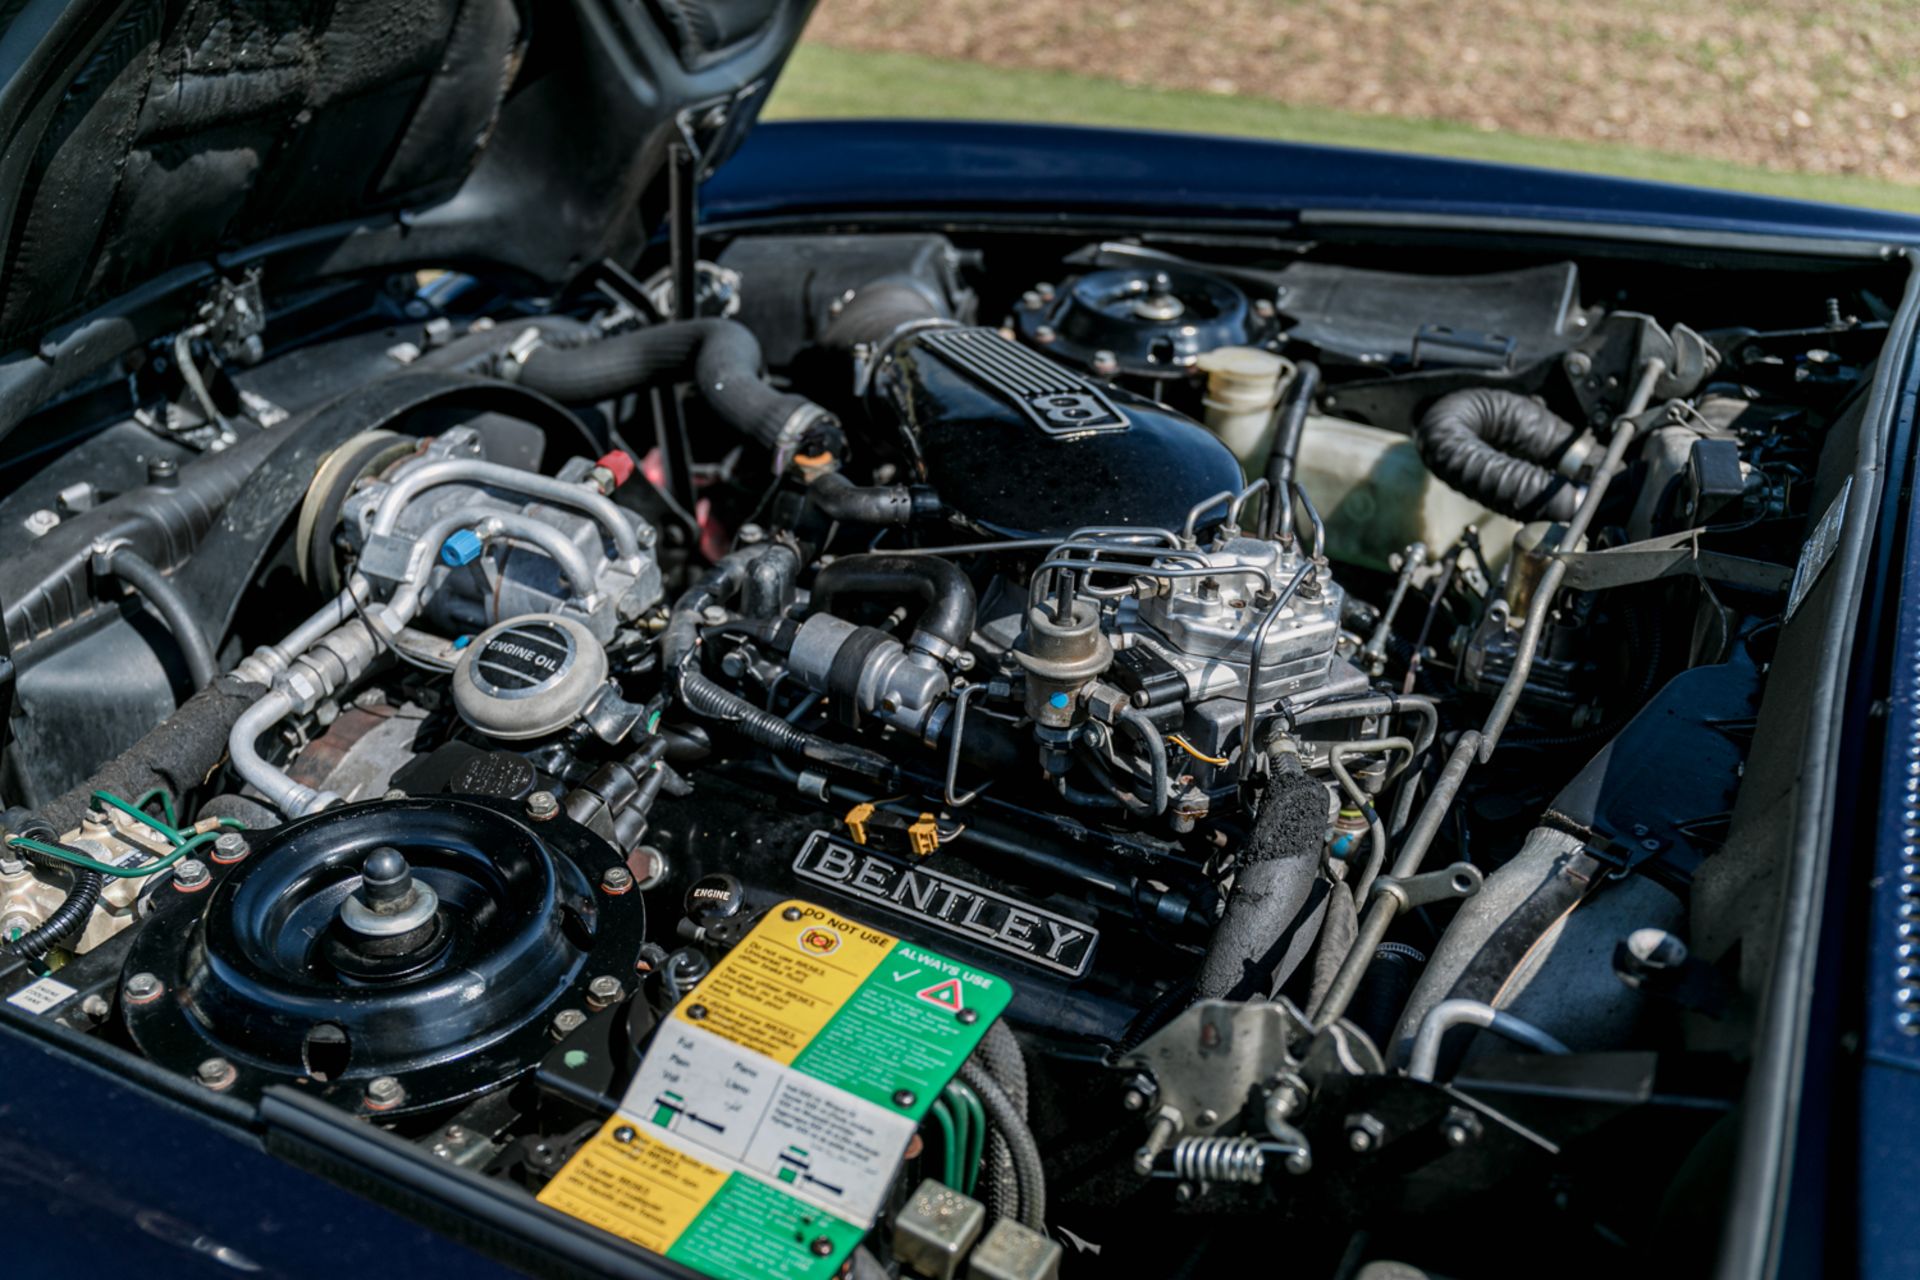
[130,787,177,831]
[947,1081,986,1195]
[7,829,224,879]
[90,789,184,844]
[926,1097,960,1189]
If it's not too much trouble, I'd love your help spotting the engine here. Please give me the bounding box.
[0,222,1880,1278]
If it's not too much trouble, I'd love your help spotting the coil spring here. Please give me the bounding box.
[1168,1136,1266,1184]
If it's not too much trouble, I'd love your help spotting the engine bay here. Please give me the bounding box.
[0,215,1898,1278]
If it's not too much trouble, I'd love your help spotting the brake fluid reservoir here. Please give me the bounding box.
[1294,413,1520,574]
[1196,346,1293,473]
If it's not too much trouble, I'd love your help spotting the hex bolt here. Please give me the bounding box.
[172,859,211,892]
[586,975,624,1010]
[736,523,766,545]
[124,972,164,1005]
[601,866,633,894]
[1091,349,1119,376]
[196,1057,238,1091]
[1346,1113,1386,1153]
[700,604,729,627]
[551,1008,588,1039]
[526,791,559,822]
[211,831,251,864]
[365,1076,406,1110]
[1033,324,1057,345]
[1441,1107,1483,1149]
[79,994,111,1024]
[23,509,59,537]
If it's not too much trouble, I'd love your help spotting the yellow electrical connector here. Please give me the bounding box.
[907,814,941,856]
[844,802,877,844]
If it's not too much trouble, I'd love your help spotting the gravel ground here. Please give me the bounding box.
[804,0,1920,181]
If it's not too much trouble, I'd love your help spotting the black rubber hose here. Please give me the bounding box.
[103,548,218,691]
[1115,707,1170,817]
[1,826,103,964]
[1196,757,1330,1000]
[34,674,266,835]
[819,277,954,350]
[809,553,977,654]
[960,1057,1047,1230]
[804,468,933,526]
[1413,388,1584,523]
[1264,360,1320,538]
[1346,941,1428,1050]
[665,552,895,782]
[516,319,833,455]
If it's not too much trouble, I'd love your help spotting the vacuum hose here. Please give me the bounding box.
[1413,388,1585,523]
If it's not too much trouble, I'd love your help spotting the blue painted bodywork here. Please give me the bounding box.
[7,117,1919,1278]
[705,119,1920,245]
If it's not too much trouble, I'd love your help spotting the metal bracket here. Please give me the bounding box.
[1372,861,1483,913]
[1555,527,1793,595]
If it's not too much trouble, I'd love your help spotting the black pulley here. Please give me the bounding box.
[120,796,645,1115]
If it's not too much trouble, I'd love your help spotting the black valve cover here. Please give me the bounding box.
[871,326,1244,539]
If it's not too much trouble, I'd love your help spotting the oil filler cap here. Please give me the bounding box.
[452,614,608,740]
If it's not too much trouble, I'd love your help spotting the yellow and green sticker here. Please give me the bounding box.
[539,900,1013,1280]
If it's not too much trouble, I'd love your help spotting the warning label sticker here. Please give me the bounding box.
[539,901,1013,1280]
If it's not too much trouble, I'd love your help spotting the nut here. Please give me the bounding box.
[1346,1113,1386,1153]
[196,1058,238,1091]
[1441,1107,1483,1149]
[365,1076,406,1110]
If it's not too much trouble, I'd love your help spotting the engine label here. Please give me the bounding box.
[538,900,1012,1280]
[792,831,1100,978]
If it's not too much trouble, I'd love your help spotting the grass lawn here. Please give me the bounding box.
[768,44,1920,216]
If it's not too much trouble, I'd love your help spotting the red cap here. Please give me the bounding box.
[595,450,636,487]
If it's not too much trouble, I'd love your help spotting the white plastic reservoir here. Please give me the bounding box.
[1294,413,1520,574]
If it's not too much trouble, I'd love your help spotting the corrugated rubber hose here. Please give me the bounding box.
[1,823,102,964]
[1413,387,1584,522]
